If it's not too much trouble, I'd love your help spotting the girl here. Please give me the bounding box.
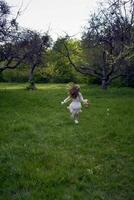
[61,84,89,124]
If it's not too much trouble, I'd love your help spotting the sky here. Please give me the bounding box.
[7,0,98,40]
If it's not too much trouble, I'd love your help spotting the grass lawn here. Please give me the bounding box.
[0,83,134,200]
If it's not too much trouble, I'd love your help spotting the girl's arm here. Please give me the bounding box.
[61,96,71,104]
[79,92,88,105]
[79,92,85,102]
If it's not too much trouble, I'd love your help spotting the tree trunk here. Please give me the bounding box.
[101,79,108,90]
[27,64,36,90]
[101,51,108,90]
[29,65,35,82]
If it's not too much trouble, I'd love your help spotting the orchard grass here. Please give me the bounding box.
[0,83,134,200]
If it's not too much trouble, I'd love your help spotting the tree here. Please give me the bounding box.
[0,0,18,42]
[19,30,51,89]
[44,38,82,83]
[0,1,52,88]
[62,0,134,89]
[0,1,51,88]
[0,0,24,73]
[82,0,134,89]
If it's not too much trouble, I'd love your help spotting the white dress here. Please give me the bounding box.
[63,92,85,114]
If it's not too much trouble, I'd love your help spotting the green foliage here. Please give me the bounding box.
[83,45,104,68]
[2,67,28,82]
[0,83,134,200]
[0,71,4,82]
[1,38,86,84]
[44,38,85,83]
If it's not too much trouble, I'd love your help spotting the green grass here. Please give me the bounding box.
[0,83,134,200]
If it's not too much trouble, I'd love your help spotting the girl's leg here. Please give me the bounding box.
[74,112,79,124]
[69,107,74,119]
[70,112,74,119]
[76,112,79,121]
